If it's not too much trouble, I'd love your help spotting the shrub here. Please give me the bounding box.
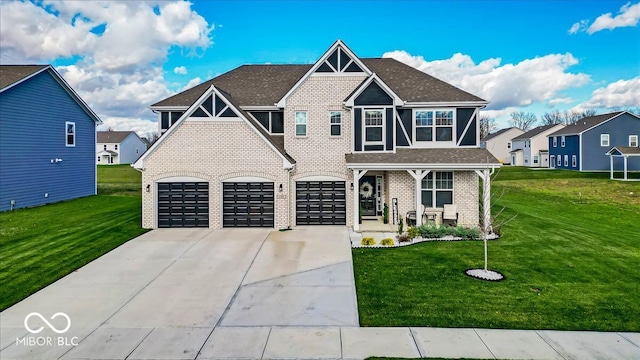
[397,215,404,234]
[407,226,420,239]
[453,226,481,240]
[396,233,412,242]
[380,238,394,246]
[361,237,376,246]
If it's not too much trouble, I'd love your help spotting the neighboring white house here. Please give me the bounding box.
[97,131,147,164]
[480,127,524,164]
[510,124,565,167]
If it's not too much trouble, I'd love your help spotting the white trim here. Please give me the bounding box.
[150,106,189,111]
[553,136,557,147]
[456,108,478,146]
[396,111,411,146]
[419,171,455,209]
[579,133,583,171]
[0,66,50,93]
[276,40,372,107]
[347,163,500,170]
[330,111,342,137]
[222,176,273,183]
[412,108,456,147]
[403,101,489,108]
[241,105,281,111]
[295,111,307,137]
[600,133,610,147]
[297,175,345,182]
[134,85,294,169]
[629,135,638,147]
[157,176,208,183]
[343,73,403,107]
[362,108,385,146]
[65,121,76,147]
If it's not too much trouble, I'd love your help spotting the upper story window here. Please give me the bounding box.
[601,134,609,147]
[421,171,453,208]
[630,135,638,147]
[507,141,511,149]
[330,111,342,137]
[553,137,557,147]
[414,110,454,143]
[160,111,184,131]
[364,110,384,144]
[103,144,107,150]
[251,111,284,134]
[295,111,307,137]
[114,144,118,150]
[65,122,75,147]
[561,136,565,147]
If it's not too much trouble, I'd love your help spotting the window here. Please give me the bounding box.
[524,155,529,164]
[97,156,100,162]
[160,111,184,130]
[557,155,562,166]
[414,110,454,142]
[533,155,539,164]
[103,144,107,150]
[507,142,511,149]
[564,155,568,166]
[550,155,555,168]
[330,111,342,136]
[65,122,75,146]
[553,137,557,147]
[136,148,139,154]
[114,144,118,150]
[630,135,638,147]
[572,155,577,168]
[295,111,307,136]
[601,134,609,147]
[421,172,454,208]
[251,111,284,134]
[524,141,528,148]
[561,136,565,147]
[364,109,384,143]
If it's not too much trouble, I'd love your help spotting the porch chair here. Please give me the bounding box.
[406,205,427,227]
[442,204,458,227]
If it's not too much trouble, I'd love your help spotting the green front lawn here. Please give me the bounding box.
[353,167,640,331]
[0,166,146,311]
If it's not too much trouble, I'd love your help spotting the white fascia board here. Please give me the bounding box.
[241,106,282,111]
[0,66,50,93]
[46,66,103,125]
[276,39,373,108]
[344,73,404,107]
[345,163,501,170]
[402,101,489,108]
[149,105,190,111]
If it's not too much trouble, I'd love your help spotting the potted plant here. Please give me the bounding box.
[383,203,389,224]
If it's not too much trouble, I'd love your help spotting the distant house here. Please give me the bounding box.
[97,131,147,164]
[547,111,640,171]
[480,127,524,164]
[510,124,565,167]
[0,65,102,211]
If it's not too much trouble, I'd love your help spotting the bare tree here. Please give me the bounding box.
[479,115,497,139]
[581,109,598,118]
[508,111,537,131]
[144,131,160,144]
[542,109,599,125]
[541,110,564,125]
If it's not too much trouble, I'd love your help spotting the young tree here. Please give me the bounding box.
[479,115,497,139]
[508,111,537,131]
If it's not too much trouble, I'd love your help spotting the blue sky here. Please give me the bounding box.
[1,0,639,134]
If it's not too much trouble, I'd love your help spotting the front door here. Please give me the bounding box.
[359,176,376,216]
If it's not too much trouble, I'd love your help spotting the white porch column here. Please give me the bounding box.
[407,170,430,226]
[475,169,492,234]
[624,156,628,180]
[610,156,614,180]
[352,169,367,231]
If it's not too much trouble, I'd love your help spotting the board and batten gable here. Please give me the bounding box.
[582,112,640,171]
[0,70,98,211]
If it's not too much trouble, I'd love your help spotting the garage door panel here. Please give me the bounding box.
[157,182,209,228]
[296,181,346,225]
[223,182,274,228]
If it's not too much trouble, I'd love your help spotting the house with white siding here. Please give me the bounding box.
[510,124,564,167]
[97,131,147,165]
[480,127,524,164]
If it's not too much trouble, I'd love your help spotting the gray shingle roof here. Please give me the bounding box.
[0,65,48,90]
[608,146,640,155]
[512,124,562,140]
[548,112,624,136]
[152,58,486,108]
[97,131,136,143]
[481,127,521,142]
[345,148,499,165]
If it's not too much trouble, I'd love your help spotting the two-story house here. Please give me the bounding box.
[510,124,564,167]
[133,40,500,230]
[0,65,102,211]
[97,130,147,165]
[480,127,524,164]
[547,111,640,171]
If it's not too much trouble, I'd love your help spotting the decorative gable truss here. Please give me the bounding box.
[315,47,365,74]
[134,85,294,169]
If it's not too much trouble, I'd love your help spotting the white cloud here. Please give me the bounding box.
[568,2,640,34]
[548,97,574,106]
[578,76,640,109]
[383,50,590,110]
[182,77,202,90]
[98,117,158,138]
[0,0,213,134]
[174,66,188,75]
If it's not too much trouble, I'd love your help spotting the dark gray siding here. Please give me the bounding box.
[396,109,411,146]
[354,108,362,151]
[385,108,394,151]
[354,82,393,106]
[0,71,97,211]
[582,113,640,171]
[456,108,477,146]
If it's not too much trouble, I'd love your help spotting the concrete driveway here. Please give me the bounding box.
[0,226,358,359]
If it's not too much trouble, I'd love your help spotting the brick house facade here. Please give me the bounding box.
[134,40,499,230]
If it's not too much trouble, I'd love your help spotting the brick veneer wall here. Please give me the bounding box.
[141,120,289,229]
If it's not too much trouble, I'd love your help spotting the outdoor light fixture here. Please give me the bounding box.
[146,184,150,192]
[279,184,283,192]
[350,182,354,190]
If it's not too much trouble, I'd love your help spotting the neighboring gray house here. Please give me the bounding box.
[547,111,640,171]
[97,131,147,164]
[480,127,524,164]
[510,124,565,167]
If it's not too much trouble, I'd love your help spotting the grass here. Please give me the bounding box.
[0,165,146,311]
[353,167,640,331]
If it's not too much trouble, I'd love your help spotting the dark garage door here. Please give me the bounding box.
[296,181,346,225]
[223,182,274,227]
[157,182,209,228]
